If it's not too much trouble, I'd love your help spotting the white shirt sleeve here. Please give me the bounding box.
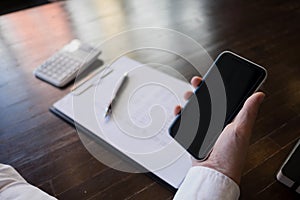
[0,164,57,200]
[174,166,240,200]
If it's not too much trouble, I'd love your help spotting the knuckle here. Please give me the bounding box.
[233,123,246,138]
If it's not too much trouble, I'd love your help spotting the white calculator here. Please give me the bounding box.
[34,39,101,87]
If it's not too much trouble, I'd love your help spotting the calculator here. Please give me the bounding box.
[34,39,101,87]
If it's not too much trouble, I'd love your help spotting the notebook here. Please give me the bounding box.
[50,56,193,189]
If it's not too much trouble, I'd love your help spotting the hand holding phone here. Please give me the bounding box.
[169,51,267,161]
[173,77,265,184]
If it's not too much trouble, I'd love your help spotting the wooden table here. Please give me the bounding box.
[0,0,299,199]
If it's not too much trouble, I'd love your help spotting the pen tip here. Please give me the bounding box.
[104,112,109,119]
[104,115,110,121]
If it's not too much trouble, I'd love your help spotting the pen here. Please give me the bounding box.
[104,72,128,119]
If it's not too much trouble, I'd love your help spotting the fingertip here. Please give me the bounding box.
[246,92,265,107]
[235,92,265,130]
[174,105,181,116]
[184,91,193,100]
[191,76,202,88]
[256,92,265,104]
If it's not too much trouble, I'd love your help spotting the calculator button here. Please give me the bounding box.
[34,40,101,87]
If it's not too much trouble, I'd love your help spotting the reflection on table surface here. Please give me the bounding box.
[0,0,299,199]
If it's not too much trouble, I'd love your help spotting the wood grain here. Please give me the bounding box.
[0,0,299,199]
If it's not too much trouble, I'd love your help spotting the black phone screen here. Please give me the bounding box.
[169,52,267,160]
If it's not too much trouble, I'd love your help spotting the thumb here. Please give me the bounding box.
[233,92,265,138]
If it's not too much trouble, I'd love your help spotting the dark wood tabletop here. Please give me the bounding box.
[0,0,299,199]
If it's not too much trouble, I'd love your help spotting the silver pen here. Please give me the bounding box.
[104,73,128,119]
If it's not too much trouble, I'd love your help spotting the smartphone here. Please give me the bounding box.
[169,51,267,160]
[276,139,300,193]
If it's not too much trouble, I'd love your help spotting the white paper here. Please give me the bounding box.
[53,57,193,188]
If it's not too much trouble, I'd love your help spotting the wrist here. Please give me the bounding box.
[195,159,241,185]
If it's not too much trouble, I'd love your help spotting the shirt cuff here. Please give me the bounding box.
[174,166,240,200]
[0,164,57,200]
